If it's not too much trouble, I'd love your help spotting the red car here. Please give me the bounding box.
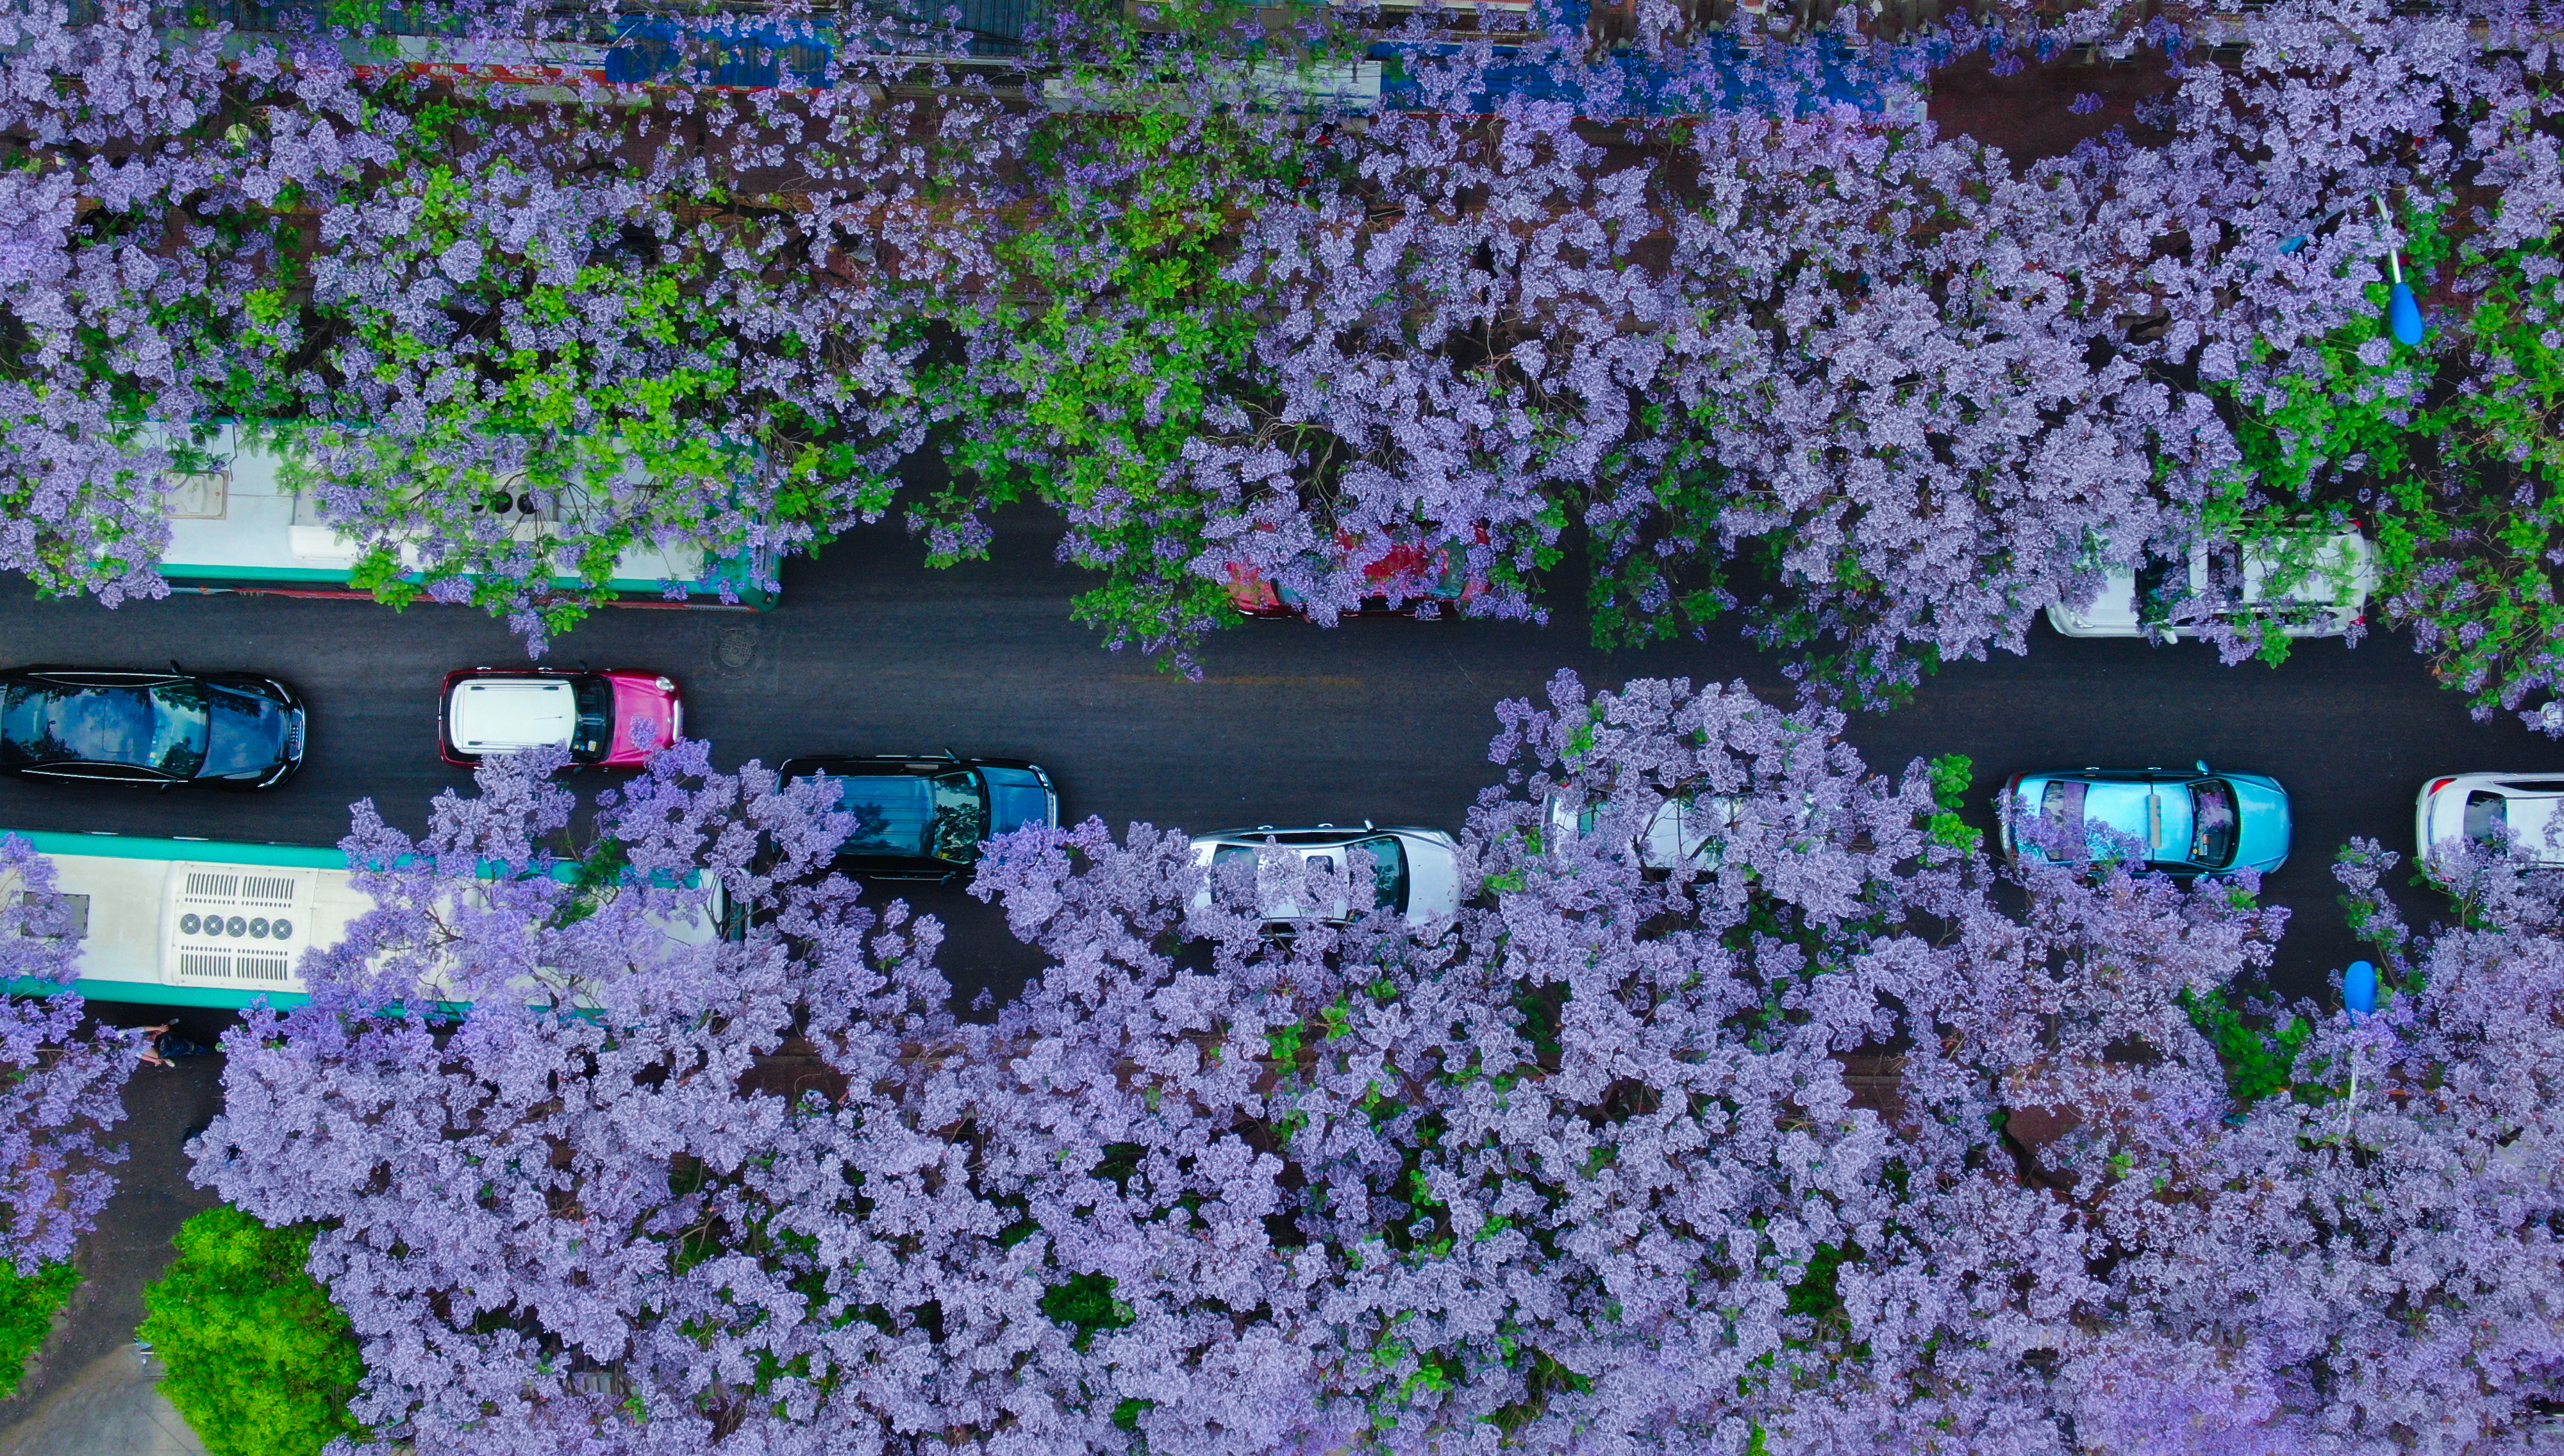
[438,668,682,769]
[1222,529,1490,620]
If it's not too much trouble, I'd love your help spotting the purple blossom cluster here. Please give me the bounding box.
[156,674,2564,1452]
[0,834,133,1272]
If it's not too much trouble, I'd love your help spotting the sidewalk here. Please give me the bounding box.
[0,1027,226,1456]
[0,1348,204,1456]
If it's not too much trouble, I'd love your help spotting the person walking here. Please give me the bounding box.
[133,1023,208,1068]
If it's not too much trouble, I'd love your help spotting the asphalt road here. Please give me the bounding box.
[1,502,2552,1007]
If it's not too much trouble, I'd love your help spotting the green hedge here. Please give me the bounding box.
[0,1259,80,1399]
[139,1207,365,1456]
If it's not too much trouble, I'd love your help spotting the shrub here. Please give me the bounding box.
[138,1207,363,1456]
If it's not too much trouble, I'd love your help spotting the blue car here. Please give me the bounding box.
[780,752,1058,882]
[1996,762,2290,879]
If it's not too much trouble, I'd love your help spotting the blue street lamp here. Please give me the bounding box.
[2375,197,2425,347]
[2338,958,2379,1138]
[2344,958,2377,1016]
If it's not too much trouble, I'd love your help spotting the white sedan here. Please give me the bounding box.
[2415,772,2564,868]
[1188,823,1461,927]
[2047,531,2376,640]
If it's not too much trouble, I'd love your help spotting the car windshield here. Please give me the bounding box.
[2133,559,2182,625]
[0,681,207,776]
[1351,835,1410,915]
[929,772,990,861]
[567,675,613,764]
[2188,781,2239,867]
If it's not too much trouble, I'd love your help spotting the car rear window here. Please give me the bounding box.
[2189,781,2239,868]
[2466,791,2509,844]
[2040,780,2086,836]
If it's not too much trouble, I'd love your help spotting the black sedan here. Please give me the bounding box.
[0,666,307,790]
[780,752,1058,881]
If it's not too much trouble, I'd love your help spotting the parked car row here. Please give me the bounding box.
[0,659,1453,927]
[7,662,2554,923]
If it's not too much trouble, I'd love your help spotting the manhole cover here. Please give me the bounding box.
[715,626,759,671]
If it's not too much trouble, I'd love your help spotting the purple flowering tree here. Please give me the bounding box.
[0,834,134,1272]
[197,742,1324,1453]
[2057,836,2564,1451]
[190,678,2564,1449]
[13,0,2564,716]
[969,670,2301,1450]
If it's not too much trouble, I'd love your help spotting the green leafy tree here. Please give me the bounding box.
[0,1261,79,1400]
[2213,195,2564,718]
[138,1207,364,1456]
[1922,752,1983,855]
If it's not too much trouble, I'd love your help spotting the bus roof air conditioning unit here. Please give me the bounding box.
[163,864,313,988]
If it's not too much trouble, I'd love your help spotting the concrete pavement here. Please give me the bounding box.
[0,1048,224,1456]
[0,1346,206,1456]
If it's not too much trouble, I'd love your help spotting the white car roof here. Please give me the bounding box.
[2476,777,2564,850]
[449,679,576,754]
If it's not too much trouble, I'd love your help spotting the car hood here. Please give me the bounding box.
[203,686,293,777]
[2229,777,2291,873]
[605,677,679,765]
[980,766,1054,836]
[1402,836,1462,922]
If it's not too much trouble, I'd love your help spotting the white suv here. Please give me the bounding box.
[2048,530,2376,640]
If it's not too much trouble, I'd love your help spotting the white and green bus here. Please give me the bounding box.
[1,829,731,1011]
[151,424,777,612]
